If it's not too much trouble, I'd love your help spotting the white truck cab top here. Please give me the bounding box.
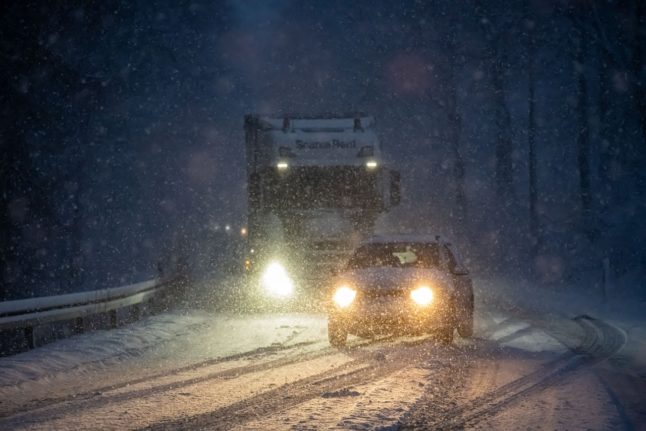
[245,114,382,170]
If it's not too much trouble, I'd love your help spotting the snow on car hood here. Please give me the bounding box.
[338,267,453,294]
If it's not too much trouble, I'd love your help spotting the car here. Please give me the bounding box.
[326,234,474,347]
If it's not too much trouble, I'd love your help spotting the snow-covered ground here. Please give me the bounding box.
[0,276,644,430]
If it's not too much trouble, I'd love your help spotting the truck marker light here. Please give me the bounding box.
[261,262,294,297]
[366,160,378,169]
[411,285,433,306]
[277,162,289,170]
[333,286,356,308]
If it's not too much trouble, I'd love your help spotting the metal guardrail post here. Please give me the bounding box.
[109,309,118,328]
[132,304,141,321]
[24,326,35,349]
[74,317,84,334]
[601,257,610,302]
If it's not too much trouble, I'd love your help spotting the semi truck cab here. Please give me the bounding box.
[243,113,400,305]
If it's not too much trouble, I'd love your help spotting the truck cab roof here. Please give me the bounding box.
[362,234,445,244]
[247,114,375,133]
[245,113,381,169]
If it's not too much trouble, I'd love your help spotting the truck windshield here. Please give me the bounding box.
[273,167,379,209]
[347,243,439,269]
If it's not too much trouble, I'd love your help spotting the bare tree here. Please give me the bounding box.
[596,32,616,195]
[568,8,593,228]
[630,0,646,148]
[475,1,514,201]
[524,6,539,256]
[445,20,467,235]
[591,0,646,148]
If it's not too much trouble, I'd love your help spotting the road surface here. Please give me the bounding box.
[0,278,644,430]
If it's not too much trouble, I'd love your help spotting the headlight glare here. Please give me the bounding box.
[261,261,294,297]
[333,286,356,308]
[411,285,433,306]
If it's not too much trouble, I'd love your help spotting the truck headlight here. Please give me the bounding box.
[411,285,433,306]
[333,286,356,308]
[261,261,294,297]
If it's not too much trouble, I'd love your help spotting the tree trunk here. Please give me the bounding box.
[475,1,514,201]
[527,22,539,256]
[597,39,615,202]
[573,16,592,227]
[446,25,467,235]
[631,0,646,147]
[491,57,514,200]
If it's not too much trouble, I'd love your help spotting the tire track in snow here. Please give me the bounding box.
[0,333,408,422]
[0,340,320,419]
[140,338,449,431]
[1,308,546,428]
[129,315,531,430]
[400,315,626,430]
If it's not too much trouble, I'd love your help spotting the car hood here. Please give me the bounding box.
[337,267,453,294]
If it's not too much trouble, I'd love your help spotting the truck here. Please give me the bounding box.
[243,113,400,307]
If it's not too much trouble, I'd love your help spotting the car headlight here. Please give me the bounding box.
[411,285,433,306]
[333,285,356,308]
[261,261,294,297]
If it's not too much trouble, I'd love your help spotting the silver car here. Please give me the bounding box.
[326,235,474,347]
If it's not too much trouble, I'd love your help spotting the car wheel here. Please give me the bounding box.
[434,327,454,344]
[457,310,474,338]
[328,318,347,347]
[457,294,474,338]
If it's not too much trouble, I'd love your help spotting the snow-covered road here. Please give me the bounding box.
[0,279,644,430]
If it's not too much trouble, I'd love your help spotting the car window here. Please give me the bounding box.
[392,249,418,265]
[347,243,439,269]
[443,245,457,272]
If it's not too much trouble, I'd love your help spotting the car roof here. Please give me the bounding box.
[361,234,447,245]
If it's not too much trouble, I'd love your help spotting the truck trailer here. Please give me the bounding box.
[243,113,400,307]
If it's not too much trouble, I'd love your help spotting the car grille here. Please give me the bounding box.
[361,288,406,298]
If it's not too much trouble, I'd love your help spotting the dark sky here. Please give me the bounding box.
[1,0,645,299]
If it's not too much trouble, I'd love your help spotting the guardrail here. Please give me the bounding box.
[0,277,178,351]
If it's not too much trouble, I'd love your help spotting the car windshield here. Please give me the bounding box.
[347,243,439,269]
